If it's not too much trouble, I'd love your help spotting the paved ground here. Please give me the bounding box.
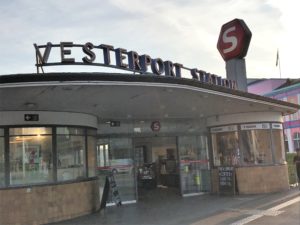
[247,203,300,225]
[49,187,300,225]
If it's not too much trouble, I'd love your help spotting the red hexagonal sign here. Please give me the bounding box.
[217,18,252,61]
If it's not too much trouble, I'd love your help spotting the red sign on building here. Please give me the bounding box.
[217,18,252,61]
[151,121,161,132]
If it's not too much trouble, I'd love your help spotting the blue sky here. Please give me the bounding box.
[0,0,298,79]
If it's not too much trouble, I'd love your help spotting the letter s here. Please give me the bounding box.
[222,26,238,54]
[82,42,96,63]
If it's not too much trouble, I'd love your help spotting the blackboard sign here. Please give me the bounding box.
[218,166,236,195]
[108,173,122,206]
[100,176,110,209]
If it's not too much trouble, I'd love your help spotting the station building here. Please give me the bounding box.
[0,42,299,225]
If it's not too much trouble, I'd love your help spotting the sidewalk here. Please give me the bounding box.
[49,187,299,225]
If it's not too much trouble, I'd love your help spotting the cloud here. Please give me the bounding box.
[0,0,298,78]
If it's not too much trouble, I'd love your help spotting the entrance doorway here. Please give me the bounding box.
[134,137,180,200]
[96,135,210,205]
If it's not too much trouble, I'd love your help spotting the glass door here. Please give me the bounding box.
[133,137,180,200]
[178,136,210,196]
[96,138,136,204]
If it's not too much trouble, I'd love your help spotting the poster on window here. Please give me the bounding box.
[24,145,41,170]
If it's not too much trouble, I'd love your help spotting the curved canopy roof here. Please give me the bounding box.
[0,73,299,121]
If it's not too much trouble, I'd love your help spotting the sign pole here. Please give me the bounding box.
[276,50,282,78]
[226,58,248,92]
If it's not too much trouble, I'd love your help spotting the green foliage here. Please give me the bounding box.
[286,153,297,184]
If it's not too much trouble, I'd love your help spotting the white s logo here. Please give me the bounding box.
[222,26,238,54]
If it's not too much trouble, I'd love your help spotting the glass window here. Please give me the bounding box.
[97,138,135,203]
[178,136,210,194]
[10,127,52,136]
[97,141,109,168]
[9,128,53,185]
[272,128,285,164]
[57,127,84,135]
[240,128,272,165]
[87,134,96,177]
[57,133,86,181]
[109,138,135,202]
[0,131,4,187]
[212,131,240,166]
[87,129,97,136]
[293,132,300,150]
[284,133,289,152]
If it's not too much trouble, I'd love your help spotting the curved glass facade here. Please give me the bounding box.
[57,127,86,181]
[0,126,96,188]
[211,123,285,167]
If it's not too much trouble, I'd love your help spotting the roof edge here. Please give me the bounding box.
[1,73,300,111]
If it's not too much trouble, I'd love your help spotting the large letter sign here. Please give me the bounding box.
[217,19,252,61]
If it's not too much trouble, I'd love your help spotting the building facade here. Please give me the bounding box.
[0,73,299,225]
[248,79,300,152]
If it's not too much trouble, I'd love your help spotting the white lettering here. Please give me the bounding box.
[222,26,238,54]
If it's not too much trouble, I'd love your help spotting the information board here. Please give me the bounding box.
[218,166,236,195]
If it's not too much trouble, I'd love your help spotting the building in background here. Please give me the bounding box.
[248,78,300,152]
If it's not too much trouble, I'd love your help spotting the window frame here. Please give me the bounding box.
[293,132,300,150]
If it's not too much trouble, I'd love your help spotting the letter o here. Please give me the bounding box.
[151,58,165,75]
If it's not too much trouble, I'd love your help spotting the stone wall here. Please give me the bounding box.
[236,165,289,194]
[0,178,100,225]
[211,169,219,193]
[211,165,289,194]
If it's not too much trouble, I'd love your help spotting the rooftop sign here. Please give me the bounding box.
[217,19,252,61]
[34,42,237,89]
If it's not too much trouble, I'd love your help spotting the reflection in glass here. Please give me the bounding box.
[212,132,240,166]
[87,135,96,177]
[178,136,210,195]
[10,127,52,136]
[240,130,272,165]
[57,135,86,181]
[0,136,4,187]
[9,130,53,185]
[272,130,285,164]
[97,138,136,203]
[293,132,300,150]
[57,127,84,135]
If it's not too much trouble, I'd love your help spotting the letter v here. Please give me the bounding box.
[34,42,52,64]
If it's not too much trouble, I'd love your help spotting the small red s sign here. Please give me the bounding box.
[217,18,252,61]
[151,121,161,132]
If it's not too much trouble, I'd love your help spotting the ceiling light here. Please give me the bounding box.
[24,102,37,109]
